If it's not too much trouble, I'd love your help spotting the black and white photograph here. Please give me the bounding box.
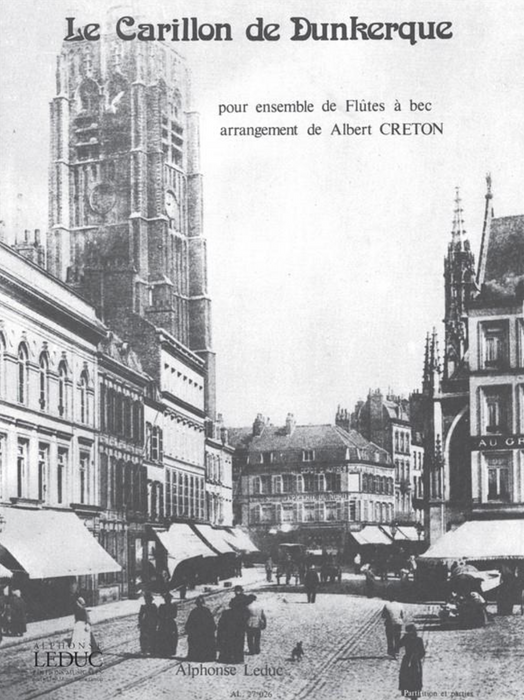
[0,1,524,698]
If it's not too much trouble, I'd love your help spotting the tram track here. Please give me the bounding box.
[3,586,243,700]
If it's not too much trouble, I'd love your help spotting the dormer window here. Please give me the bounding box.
[302,450,315,462]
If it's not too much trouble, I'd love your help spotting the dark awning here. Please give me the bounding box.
[154,523,217,575]
[192,524,237,554]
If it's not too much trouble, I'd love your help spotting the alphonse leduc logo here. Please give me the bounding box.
[33,640,103,672]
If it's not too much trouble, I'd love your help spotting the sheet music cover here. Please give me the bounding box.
[0,1,523,699]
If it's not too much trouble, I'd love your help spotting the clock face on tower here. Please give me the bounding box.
[89,183,116,215]
[165,190,180,229]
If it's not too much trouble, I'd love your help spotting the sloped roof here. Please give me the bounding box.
[480,215,524,300]
[228,422,390,462]
[383,398,410,422]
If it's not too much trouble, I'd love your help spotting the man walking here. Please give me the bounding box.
[304,566,320,604]
[245,594,267,655]
[381,592,405,658]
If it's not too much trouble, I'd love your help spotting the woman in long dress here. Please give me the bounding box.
[156,592,178,658]
[398,624,425,698]
[138,592,158,655]
[185,596,216,661]
[217,599,247,664]
[70,597,92,653]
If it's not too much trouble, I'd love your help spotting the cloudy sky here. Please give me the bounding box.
[1,0,524,427]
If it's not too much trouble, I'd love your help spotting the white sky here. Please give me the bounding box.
[1,0,524,427]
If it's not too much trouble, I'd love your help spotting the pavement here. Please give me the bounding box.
[0,564,268,651]
[1,573,524,700]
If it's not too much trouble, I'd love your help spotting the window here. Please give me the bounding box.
[79,370,89,423]
[79,452,89,504]
[262,452,273,465]
[259,475,272,495]
[303,473,316,492]
[325,472,341,492]
[17,439,28,498]
[282,474,295,493]
[58,362,68,417]
[487,455,510,502]
[281,504,294,523]
[302,450,315,462]
[482,388,509,433]
[18,344,29,404]
[39,354,49,410]
[482,323,508,369]
[38,443,49,501]
[303,503,315,522]
[260,505,274,523]
[273,476,282,494]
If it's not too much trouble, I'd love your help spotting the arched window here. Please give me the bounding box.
[79,370,89,423]
[17,344,29,404]
[39,353,49,410]
[58,361,68,417]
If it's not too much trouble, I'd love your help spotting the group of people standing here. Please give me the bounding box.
[138,586,267,663]
[138,592,179,657]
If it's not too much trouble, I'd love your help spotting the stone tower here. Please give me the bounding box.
[47,25,216,416]
[443,188,476,380]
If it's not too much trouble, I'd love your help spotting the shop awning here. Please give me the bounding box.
[352,526,393,546]
[0,562,13,579]
[155,523,216,575]
[381,525,421,542]
[0,507,121,579]
[192,524,236,554]
[222,527,259,553]
[419,519,524,561]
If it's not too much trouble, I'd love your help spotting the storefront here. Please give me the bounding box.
[0,506,121,620]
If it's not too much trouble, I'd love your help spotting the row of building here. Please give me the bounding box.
[0,33,235,618]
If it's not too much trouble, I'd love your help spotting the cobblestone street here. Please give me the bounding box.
[2,586,524,700]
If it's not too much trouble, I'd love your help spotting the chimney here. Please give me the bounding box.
[285,413,296,435]
[252,413,265,437]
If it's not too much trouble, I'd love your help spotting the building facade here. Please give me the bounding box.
[423,179,524,544]
[337,392,424,526]
[230,414,394,552]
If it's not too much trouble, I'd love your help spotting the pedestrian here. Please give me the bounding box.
[381,592,404,658]
[70,596,98,654]
[8,589,27,637]
[156,592,178,658]
[265,557,273,582]
[354,552,362,574]
[363,564,376,598]
[217,598,247,663]
[245,594,267,655]
[304,566,320,604]
[398,624,425,698]
[138,592,158,655]
[186,596,216,662]
[231,584,250,609]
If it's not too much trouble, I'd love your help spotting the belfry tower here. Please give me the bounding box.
[48,27,215,415]
[443,188,476,380]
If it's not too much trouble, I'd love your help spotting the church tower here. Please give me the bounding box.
[47,25,215,416]
[443,189,476,380]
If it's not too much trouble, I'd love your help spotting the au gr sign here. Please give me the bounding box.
[471,435,524,450]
